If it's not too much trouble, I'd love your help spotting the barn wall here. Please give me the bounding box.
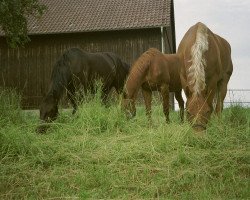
[0,28,173,109]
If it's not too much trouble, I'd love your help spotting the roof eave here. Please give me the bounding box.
[25,25,170,36]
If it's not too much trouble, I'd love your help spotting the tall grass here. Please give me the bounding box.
[0,88,23,124]
[0,88,249,199]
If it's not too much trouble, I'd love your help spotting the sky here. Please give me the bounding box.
[174,0,250,104]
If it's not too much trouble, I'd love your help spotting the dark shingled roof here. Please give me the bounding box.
[25,0,172,35]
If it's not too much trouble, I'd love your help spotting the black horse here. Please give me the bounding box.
[37,48,130,133]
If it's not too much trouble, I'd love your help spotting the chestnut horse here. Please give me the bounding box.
[178,22,233,131]
[37,48,130,133]
[122,48,184,122]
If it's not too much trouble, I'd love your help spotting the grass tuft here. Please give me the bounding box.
[0,87,23,124]
[0,88,249,199]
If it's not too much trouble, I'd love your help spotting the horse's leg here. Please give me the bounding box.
[101,86,111,105]
[175,90,185,123]
[142,88,152,122]
[160,84,170,123]
[114,84,123,96]
[215,80,228,115]
[67,82,77,114]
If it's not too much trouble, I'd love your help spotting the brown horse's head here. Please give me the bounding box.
[39,94,58,122]
[186,95,212,132]
[121,92,136,119]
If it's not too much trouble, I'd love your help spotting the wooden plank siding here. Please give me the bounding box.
[0,28,174,109]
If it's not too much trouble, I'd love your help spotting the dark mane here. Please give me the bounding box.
[49,53,72,99]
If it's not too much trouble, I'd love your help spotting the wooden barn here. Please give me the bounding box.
[0,0,176,109]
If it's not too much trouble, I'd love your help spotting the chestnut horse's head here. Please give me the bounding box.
[186,94,212,132]
[121,92,136,119]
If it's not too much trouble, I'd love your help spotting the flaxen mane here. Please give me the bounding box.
[188,23,208,95]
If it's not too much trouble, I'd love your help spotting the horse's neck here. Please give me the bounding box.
[125,64,147,99]
[125,79,139,100]
[47,83,61,103]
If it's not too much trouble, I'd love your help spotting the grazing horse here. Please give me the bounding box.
[37,48,130,133]
[177,22,233,131]
[121,48,184,122]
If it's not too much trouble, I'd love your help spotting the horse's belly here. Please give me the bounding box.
[142,82,160,91]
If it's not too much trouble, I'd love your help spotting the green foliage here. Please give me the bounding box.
[0,0,46,48]
[0,89,249,199]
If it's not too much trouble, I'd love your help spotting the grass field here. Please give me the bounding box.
[0,89,249,199]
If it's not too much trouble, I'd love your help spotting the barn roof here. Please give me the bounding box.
[25,0,173,35]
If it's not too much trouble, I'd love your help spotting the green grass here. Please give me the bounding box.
[0,89,249,199]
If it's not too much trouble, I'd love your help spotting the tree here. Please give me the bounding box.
[0,0,46,48]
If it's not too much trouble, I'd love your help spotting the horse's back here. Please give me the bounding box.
[213,34,233,77]
[140,48,170,85]
[204,26,233,81]
[177,23,199,58]
[164,54,182,92]
[82,52,116,83]
[178,22,232,79]
[65,49,115,74]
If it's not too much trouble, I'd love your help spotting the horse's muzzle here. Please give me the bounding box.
[36,121,50,134]
[192,123,206,132]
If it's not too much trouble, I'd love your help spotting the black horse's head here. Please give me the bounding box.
[39,94,58,122]
[37,94,58,133]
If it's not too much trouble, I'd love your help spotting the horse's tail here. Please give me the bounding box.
[124,48,159,97]
[188,22,209,96]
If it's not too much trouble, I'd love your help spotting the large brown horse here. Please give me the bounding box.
[121,48,184,122]
[178,22,233,131]
[37,48,130,133]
